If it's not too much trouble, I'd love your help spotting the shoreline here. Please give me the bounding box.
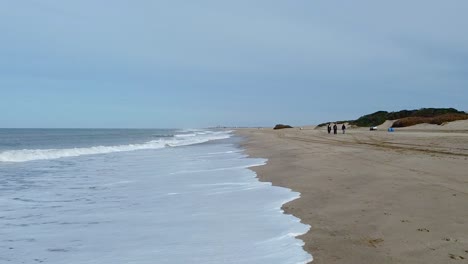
[231,133,314,263]
[236,127,468,264]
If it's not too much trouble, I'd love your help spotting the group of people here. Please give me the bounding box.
[327,123,346,134]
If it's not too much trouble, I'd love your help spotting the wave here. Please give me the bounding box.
[0,130,231,163]
[174,133,197,138]
[152,134,174,138]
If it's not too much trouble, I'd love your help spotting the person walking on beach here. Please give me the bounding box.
[327,124,332,134]
[333,124,337,134]
[342,124,346,134]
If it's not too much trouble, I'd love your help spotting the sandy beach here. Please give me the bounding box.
[237,123,468,264]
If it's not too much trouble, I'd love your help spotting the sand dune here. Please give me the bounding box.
[377,120,395,130]
[397,119,468,131]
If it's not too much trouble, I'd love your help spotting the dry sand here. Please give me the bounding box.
[236,123,468,264]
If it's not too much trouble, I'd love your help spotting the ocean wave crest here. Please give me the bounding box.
[0,130,231,163]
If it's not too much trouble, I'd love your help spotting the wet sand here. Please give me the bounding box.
[237,126,468,264]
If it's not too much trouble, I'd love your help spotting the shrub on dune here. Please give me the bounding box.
[392,113,468,127]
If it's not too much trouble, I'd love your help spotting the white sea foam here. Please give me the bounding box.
[170,162,267,175]
[0,133,312,264]
[174,133,197,138]
[0,130,231,162]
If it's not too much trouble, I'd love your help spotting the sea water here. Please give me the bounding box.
[0,129,312,264]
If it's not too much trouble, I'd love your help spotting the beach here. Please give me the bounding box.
[237,123,468,263]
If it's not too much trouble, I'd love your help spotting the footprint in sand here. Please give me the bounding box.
[449,254,466,260]
[367,238,384,248]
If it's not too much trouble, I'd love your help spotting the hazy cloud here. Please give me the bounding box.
[1,0,467,127]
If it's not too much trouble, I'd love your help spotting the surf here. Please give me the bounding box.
[0,130,230,162]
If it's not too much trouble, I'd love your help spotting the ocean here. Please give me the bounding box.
[0,129,312,264]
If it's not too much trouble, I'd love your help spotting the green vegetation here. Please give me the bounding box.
[392,113,468,127]
[273,124,293,130]
[353,111,388,127]
[317,120,353,127]
[317,108,467,128]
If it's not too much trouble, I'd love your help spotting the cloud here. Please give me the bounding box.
[0,0,467,127]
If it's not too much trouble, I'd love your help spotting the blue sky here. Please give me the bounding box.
[1,0,467,128]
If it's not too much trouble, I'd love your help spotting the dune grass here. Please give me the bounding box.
[317,108,467,128]
[392,113,468,127]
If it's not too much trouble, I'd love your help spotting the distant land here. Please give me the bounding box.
[318,108,468,128]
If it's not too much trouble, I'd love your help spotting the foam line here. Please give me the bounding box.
[0,130,231,162]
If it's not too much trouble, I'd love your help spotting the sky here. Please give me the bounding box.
[0,0,467,128]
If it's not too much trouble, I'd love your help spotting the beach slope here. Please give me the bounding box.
[237,125,468,264]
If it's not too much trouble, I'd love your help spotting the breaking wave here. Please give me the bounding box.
[0,130,231,163]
